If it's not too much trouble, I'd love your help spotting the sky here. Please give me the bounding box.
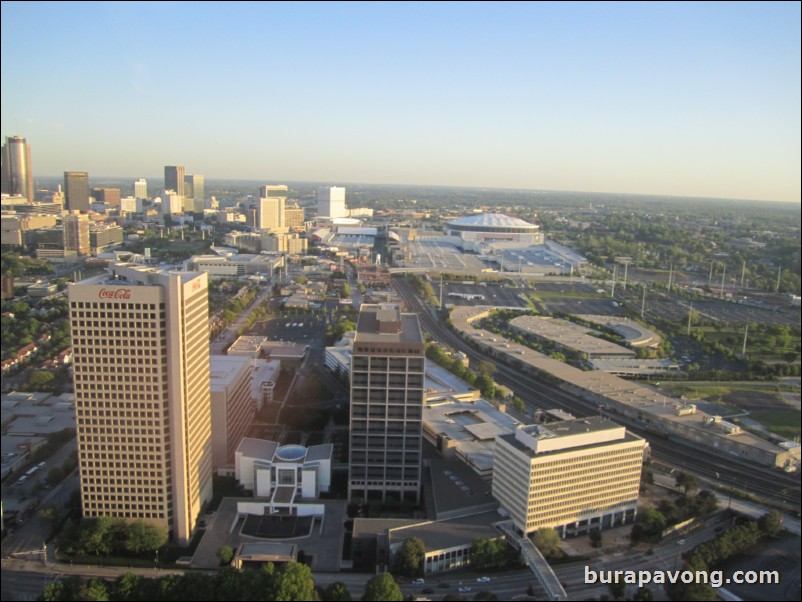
[1,1,800,202]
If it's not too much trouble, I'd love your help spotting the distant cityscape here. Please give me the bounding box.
[1,134,800,601]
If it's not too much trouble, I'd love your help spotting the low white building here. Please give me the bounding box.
[235,438,332,504]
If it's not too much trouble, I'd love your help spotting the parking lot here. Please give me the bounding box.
[439,282,531,309]
[252,313,327,343]
[407,240,490,272]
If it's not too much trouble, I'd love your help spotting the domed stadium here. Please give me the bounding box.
[445,213,544,248]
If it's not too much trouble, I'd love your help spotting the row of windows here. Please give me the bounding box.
[527,492,637,519]
[532,448,645,470]
[529,469,642,492]
[72,302,162,310]
[526,478,641,507]
[530,461,643,483]
[354,347,423,355]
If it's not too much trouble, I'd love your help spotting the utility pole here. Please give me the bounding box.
[611,264,617,298]
[776,265,782,292]
[720,265,726,298]
[687,302,693,336]
[742,326,748,356]
[740,259,746,288]
[668,263,673,292]
[641,284,647,319]
[623,260,629,291]
[708,260,714,286]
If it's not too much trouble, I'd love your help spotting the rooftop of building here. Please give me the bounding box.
[237,437,279,459]
[499,416,643,458]
[510,315,635,357]
[355,304,423,345]
[209,355,251,390]
[388,510,502,554]
[446,213,538,229]
[423,398,520,476]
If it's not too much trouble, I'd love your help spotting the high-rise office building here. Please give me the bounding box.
[492,417,645,537]
[91,188,121,207]
[257,197,286,230]
[63,211,90,255]
[349,303,425,504]
[164,165,185,198]
[1,135,34,203]
[259,184,288,198]
[133,178,148,199]
[184,174,205,214]
[64,171,90,213]
[69,263,213,545]
[284,205,305,229]
[317,186,347,218]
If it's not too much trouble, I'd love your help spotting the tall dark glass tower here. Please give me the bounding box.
[1,135,34,202]
[164,165,185,197]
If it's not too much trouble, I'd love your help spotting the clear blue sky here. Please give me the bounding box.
[2,1,799,202]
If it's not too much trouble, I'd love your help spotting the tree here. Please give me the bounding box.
[38,506,57,522]
[273,562,317,601]
[474,374,496,400]
[322,582,352,601]
[589,529,602,549]
[473,592,498,601]
[758,509,782,536]
[477,360,497,377]
[23,369,55,391]
[633,587,654,601]
[631,507,666,542]
[124,520,168,554]
[608,580,626,601]
[78,516,116,556]
[471,537,515,570]
[675,472,700,497]
[112,573,142,601]
[361,573,402,601]
[77,577,110,601]
[217,545,235,566]
[532,528,561,559]
[395,536,426,577]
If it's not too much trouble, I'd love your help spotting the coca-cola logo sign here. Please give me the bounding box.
[98,288,132,300]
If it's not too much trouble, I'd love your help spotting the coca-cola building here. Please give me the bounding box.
[68,262,212,546]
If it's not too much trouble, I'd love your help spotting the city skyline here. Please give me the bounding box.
[1,2,799,203]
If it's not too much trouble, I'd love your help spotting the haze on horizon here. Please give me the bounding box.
[1,2,799,203]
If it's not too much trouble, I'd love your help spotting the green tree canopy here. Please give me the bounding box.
[273,562,317,601]
[395,536,426,577]
[532,528,561,559]
[361,573,403,602]
[675,472,700,496]
[322,582,352,601]
[124,520,167,554]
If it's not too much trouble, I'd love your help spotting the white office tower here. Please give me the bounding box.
[317,186,347,219]
[492,417,645,537]
[134,178,148,200]
[69,263,213,545]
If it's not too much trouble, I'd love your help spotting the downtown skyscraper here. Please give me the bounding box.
[64,171,90,213]
[349,303,425,504]
[69,263,213,545]
[164,165,185,197]
[1,135,34,202]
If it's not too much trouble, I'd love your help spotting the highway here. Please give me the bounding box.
[393,276,801,511]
